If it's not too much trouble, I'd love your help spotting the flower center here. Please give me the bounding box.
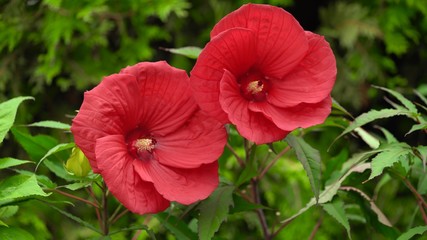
[125,127,156,160]
[239,70,270,102]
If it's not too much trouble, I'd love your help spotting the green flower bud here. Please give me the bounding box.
[65,147,92,177]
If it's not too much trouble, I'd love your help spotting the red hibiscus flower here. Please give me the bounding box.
[190,4,336,144]
[71,61,227,215]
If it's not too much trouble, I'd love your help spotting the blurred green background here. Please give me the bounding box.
[1,0,427,239]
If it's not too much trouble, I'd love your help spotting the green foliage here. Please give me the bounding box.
[0,97,33,144]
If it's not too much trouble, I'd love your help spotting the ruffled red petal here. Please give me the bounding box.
[155,110,227,169]
[121,61,198,136]
[133,160,219,205]
[211,3,309,79]
[190,28,257,124]
[249,96,332,131]
[267,31,337,107]
[219,70,288,144]
[95,135,170,215]
[71,74,142,172]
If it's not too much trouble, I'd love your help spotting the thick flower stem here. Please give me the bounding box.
[101,183,109,235]
[251,178,271,240]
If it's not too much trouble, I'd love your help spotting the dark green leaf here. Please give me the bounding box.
[396,225,427,240]
[27,120,71,130]
[0,226,35,240]
[322,200,351,239]
[0,96,33,144]
[155,212,197,240]
[332,98,354,118]
[0,158,32,170]
[197,185,234,240]
[229,194,267,214]
[160,46,202,59]
[47,203,101,234]
[285,135,321,201]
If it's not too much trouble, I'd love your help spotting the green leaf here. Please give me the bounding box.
[0,158,32,170]
[0,96,33,144]
[414,89,427,106]
[406,122,427,135]
[0,205,18,219]
[322,200,351,239]
[109,225,156,239]
[229,194,267,214]
[369,143,412,180]
[374,86,418,114]
[160,46,202,59]
[396,225,427,240]
[155,212,197,240]
[332,98,354,118]
[197,185,234,240]
[46,203,101,234]
[335,108,411,141]
[14,170,57,189]
[27,120,71,130]
[375,126,398,144]
[36,142,75,171]
[417,174,427,194]
[0,226,35,240]
[235,152,258,186]
[285,135,321,201]
[63,182,91,191]
[0,174,49,205]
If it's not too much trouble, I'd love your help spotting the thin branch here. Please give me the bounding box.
[258,146,290,180]
[251,179,271,239]
[271,218,294,239]
[226,142,245,167]
[49,188,99,208]
[402,178,427,209]
[417,199,427,225]
[308,215,323,240]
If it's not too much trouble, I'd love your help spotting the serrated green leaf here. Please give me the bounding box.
[335,108,411,141]
[375,126,398,144]
[47,204,101,234]
[14,170,57,189]
[160,46,202,59]
[369,143,412,180]
[322,200,351,239]
[0,96,33,144]
[198,185,234,240]
[27,120,70,130]
[36,142,75,171]
[286,135,321,201]
[414,89,427,106]
[0,174,49,205]
[406,122,427,135]
[0,226,35,240]
[332,98,354,118]
[0,158,32,170]
[374,86,418,114]
[155,212,197,240]
[396,225,427,240]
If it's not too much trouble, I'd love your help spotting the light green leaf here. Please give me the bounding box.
[156,212,197,240]
[0,96,33,144]
[0,174,49,205]
[36,142,75,171]
[417,174,427,194]
[332,98,354,118]
[0,226,35,240]
[63,182,91,191]
[109,225,156,239]
[369,143,412,180]
[354,127,380,149]
[286,135,321,201]
[160,46,202,59]
[414,89,427,106]
[374,86,418,114]
[27,120,70,130]
[0,158,32,170]
[0,220,6,227]
[198,185,234,240]
[375,126,398,144]
[0,206,18,219]
[396,226,427,240]
[322,200,351,239]
[406,122,427,135]
[335,108,411,141]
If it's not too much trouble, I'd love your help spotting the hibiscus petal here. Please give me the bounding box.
[96,135,170,215]
[190,28,257,124]
[249,96,332,131]
[155,111,227,169]
[120,61,198,136]
[133,160,219,205]
[211,4,309,79]
[267,31,337,108]
[219,70,289,144]
[71,74,142,172]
